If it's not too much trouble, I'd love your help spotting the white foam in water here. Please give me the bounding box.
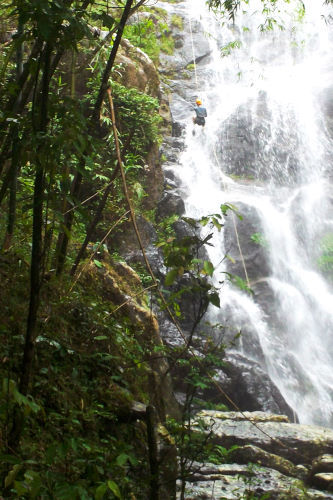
[176,0,333,426]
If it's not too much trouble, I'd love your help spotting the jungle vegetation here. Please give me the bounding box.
[0,0,226,497]
[1,0,329,498]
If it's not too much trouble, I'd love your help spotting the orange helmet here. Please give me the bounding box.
[196,99,202,105]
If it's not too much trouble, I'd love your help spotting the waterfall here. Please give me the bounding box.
[171,0,333,427]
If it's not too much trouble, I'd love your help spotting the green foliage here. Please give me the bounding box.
[157,209,241,496]
[158,213,219,282]
[251,232,268,248]
[186,63,195,70]
[8,0,92,46]
[171,14,184,30]
[131,262,154,288]
[224,271,253,294]
[221,39,242,57]
[111,81,162,155]
[317,233,333,281]
[208,444,239,464]
[124,19,161,63]
[0,261,153,498]
[0,0,169,496]
[165,344,231,491]
[167,416,214,463]
[123,12,176,62]
[1,379,40,417]
[195,399,228,411]
[208,0,243,21]
[159,29,175,55]
[157,213,180,237]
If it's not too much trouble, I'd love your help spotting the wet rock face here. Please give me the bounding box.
[318,86,333,178]
[310,455,333,492]
[179,412,333,499]
[223,202,270,283]
[160,21,211,78]
[216,353,296,420]
[197,411,333,464]
[180,464,333,499]
[155,77,294,422]
[229,444,299,477]
[156,6,212,123]
[215,94,301,184]
[311,455,333,477]
[157,190,185,219]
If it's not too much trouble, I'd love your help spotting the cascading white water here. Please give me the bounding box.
[176,0,333,426]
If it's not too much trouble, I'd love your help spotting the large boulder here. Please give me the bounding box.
[310,455,333,492]
[178,462,333,499]
[116,38,160,97]
[229,444,300,477]
[195,410,333,464]
[209,352,296,420]
[157,189,185,219]
[181,412,333,498]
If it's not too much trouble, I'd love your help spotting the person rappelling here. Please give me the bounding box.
[192,98,207,135]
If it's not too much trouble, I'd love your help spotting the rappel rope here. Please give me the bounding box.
[212,146,251,289]
[189,14,199,90]
[189,7,251,289]
[106,77,310,464]
[180,17,312,461]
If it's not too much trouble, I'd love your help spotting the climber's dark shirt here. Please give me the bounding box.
[194,105,207,118]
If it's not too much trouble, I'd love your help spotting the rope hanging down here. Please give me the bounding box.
[188,8,251,289]
[189,14,199,90]
[106,85,309,464]
[212,146,251,289]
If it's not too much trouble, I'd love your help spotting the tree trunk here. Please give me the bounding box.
[146,405,160,500]
[2,16,24,248]
[70,132,135,275]
[9,44,52,449]
[55,170,83,275]
[2,133,19,250]
[70,170,118,275]
[56,0,134,275]
[92,0,135,123]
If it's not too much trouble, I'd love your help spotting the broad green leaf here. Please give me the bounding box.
[212,217,223,231]
[5,464,23,488]
[13,480,28,495]
[24,470,42,499]
[45,444,59,465]
[181,216,197,227]
[116,453,129,466]
[203,260,214,276]
[209,292,220,308]
[54,482,78,500]
[93,259,104,269]
[230,274,253,294]
[107,480,121,499]
[202,233,213,245]
[95,483,108,500]
[165,268,179,286]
